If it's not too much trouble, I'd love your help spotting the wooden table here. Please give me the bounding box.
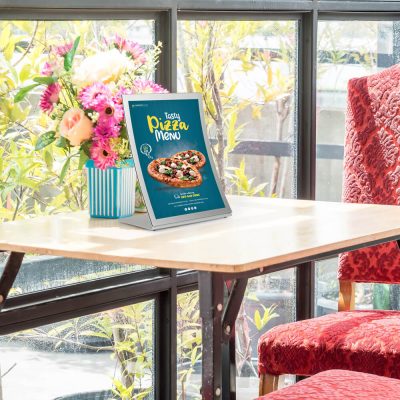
[1,195,400,399]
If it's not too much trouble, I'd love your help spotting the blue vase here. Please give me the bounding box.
[86,159,136,219]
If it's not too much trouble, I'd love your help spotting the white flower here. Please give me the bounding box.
[73,49,129,87]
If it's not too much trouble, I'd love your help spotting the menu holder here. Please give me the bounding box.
[120,93,231,230]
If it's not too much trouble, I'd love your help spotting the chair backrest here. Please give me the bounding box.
[339,64,400,285]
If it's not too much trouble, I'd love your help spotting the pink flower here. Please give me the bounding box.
[39,83,61,113]
[59,108,93,146]
[90,139,118,169]
[41,61,54,76]
[111,34,127,51]
[112,35,147,64]
[93,95,124,124]
[114,86,133,105]
[132,79,168,94]
[53,42,73,57]
[94,118,121,139]
[79,83,112,109]
[125,41,147,64]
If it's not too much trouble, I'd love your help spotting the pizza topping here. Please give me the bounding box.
[189,155,199,164]
[155,158,198,181]
[159,165,172,175]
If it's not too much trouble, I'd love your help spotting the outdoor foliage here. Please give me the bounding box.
[0,19,299,399]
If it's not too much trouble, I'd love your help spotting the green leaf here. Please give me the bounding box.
[14,83,40,103]
[35,131,56,151]
[78,151,89,170]
[64,36,80,72]
[59,157,71,183]
[55,136,68,148]
[80,141,91,157]
[33,76,57,85]
[254,309,262,330]
[44,150,54,170]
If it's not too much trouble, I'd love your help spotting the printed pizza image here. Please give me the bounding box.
[148,158,203,188]
[173,150,206,169]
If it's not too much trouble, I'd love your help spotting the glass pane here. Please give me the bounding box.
[177,291,201,400]
[0,300,154,399]
[236,270,296,397]
[178,20,298,198]
[176,271,296,399]
[178,19,298,398]
[0,252,152,297]
[315,20,400,315]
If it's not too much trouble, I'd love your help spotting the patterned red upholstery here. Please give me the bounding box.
[339,64,400,284]
[256,369,400,400]
[258,66,400,385]
[258,310,400,377]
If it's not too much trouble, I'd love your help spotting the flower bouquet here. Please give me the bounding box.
[17,35,167,217]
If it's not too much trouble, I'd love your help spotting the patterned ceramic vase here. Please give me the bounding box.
[86,159,136,219]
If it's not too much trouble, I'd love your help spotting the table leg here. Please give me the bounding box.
[199,271,225,400]
[221,278,248,400]
[0,252,25,310]
[199,271,248,400]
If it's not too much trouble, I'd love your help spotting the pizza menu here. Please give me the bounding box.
[127,97,226,220]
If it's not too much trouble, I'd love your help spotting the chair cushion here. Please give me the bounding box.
[256,369,400,400]
[258,310,400,377]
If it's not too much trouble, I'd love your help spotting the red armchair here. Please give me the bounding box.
[258,64,400,396]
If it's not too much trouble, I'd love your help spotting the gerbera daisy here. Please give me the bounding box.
[90,139,118,170]
[53,42,73,57]
[111,35,147,64]
[92,96,124,124]
[79,83,112,109]
[114,86,133,105]
[132,79,168,94]
[111,34,127,52]
[124,41,147,64]
[94,118,121,139]
[39,83,61,114]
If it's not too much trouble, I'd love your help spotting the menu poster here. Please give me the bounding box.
[121,93,231,230]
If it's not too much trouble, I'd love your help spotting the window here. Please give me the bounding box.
[2,3,400,400]
[178,19,298,198]
[315,20,400,316]
[0,300,154,399]
[177,18,298,397]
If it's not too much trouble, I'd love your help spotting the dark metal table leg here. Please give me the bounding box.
[221,278,248,400]
[0,252,25,310]
[156,270,177,400]
[199,271,225,400]
[199,272,248,400]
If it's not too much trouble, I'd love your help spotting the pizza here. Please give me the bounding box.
[173,150,206,169]
[147,158,203,188]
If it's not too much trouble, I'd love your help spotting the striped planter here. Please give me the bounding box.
[86,159,136,219]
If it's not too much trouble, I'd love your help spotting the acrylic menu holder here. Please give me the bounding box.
[120,93,231,231]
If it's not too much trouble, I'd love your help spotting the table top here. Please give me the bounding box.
[1,196,400,274]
